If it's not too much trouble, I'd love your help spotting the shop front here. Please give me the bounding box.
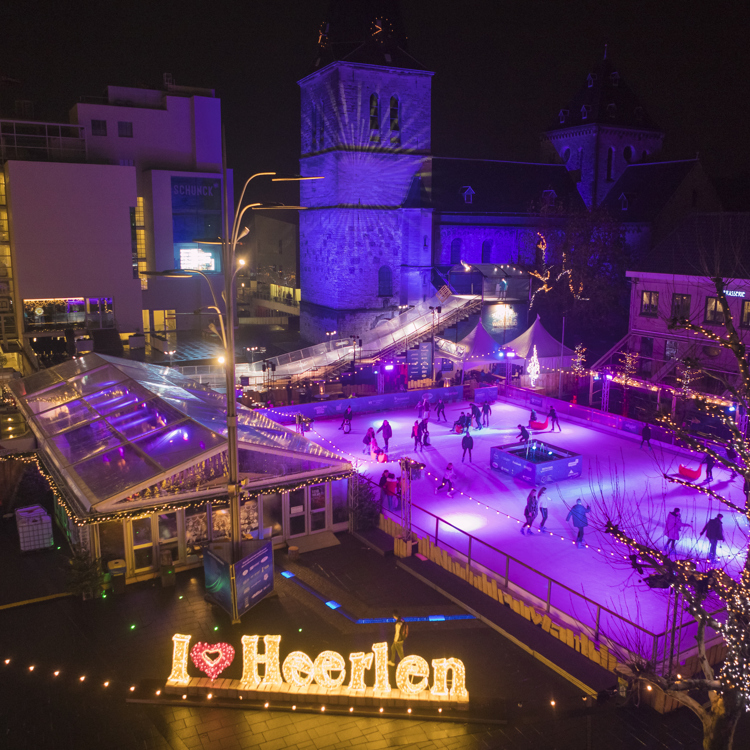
[9,354,352,582]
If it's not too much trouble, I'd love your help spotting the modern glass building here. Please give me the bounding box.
[8,354,352,582]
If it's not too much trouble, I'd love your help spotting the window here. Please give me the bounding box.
[559,109,569,124]
[389,96,400,131]
[91,119,107,136]
[542,189,557,208]
[461,186,474,204]
[671,293,691,320]
[581,105,591,120]
[481,240,492,264]
[311,103,317,149]
[369,93,380,139]
[640,336,654,375]
[607,103,616,119]
[665,340,679,360]
[705,297,725,324]
[620,193,629,211]
[623,146,634,163]
[610,72,620,86]
[640,290,659,317]
[118,121,133,138]
[587,73,596,88]
[450,238,462,265]
[378,265,393,297]
[743,300,750,327]
[606,147,614,181]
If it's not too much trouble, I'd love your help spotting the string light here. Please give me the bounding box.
[348,652,373,691]
[190,642,235,682]
[395,656,430,695]
[282,652,314,688]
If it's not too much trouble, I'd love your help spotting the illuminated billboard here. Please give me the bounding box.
[171,176,222,272]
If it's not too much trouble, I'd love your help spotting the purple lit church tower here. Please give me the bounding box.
[298,3,434,343]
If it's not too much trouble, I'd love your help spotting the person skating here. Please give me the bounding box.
[537,487,549,532]
[461,431,474,462]
[377,419,393,452]
[423,398,431,421]
[481,401,492,427]
[387,610,407,666]
[640,424,652,449]
[378,469,389,509]
[705,453,715,482]
[470,403,482,430]
[566,498,590,548]
[411,420,423,452]
[435,463,456,497]
[521,489,538,534]
[664,508,691,555]
[339,405,353,431]
[516,424,530,444]
[529,408,537,425]
[435,398,446,422]
[454,412,468,433]
[417,399,425,420]
[385,472,399,510]
[549,406,560,432]
[701,514,724,561]
[363,426,376,454]
[419,417,430,448]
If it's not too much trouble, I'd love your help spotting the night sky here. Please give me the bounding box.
[4,0,750,203]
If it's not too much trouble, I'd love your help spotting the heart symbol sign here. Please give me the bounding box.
[190,641,235,681]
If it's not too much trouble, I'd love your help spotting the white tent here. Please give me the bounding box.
[503,317,573,369]
[435,320,509,369]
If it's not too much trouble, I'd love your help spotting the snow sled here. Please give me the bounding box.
[529,416,549,431]
[678,464,702,480]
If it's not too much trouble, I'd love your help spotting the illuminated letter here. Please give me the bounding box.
[167,633,191,685]
[431,658,468,701]
[371,642,391,693]
[348,652,373,692]
[239,635,282,690]
[395,655,430,695]
[282,651,314,688]
[313,651,346,690]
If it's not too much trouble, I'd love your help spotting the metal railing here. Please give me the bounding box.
[398,500,724,671]
[0,119,87,163]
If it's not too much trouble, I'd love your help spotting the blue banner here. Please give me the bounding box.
[203,548,233,616]
[234,540,274,617]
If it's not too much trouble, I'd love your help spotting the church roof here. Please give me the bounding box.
[403,157,586,214]
[546,55,661,132]
[311,1,427,73]
[600,159,700,222]
[628,213,750,277]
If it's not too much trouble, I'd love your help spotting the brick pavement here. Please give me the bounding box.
[1,520,744,749]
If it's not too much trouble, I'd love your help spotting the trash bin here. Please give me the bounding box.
[15,505,54,552]
[107,559,127,594]
[159,549,175,588]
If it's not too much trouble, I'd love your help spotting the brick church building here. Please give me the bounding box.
[297,3,720,344]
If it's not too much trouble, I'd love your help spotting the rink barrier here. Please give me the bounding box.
[379,515,618,676]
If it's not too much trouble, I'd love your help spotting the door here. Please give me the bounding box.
[309,483,328,532]
[287,488,307,537]
[130,517,156,572]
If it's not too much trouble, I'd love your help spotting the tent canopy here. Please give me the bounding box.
[503,317,573,366]
[441,320,509,368]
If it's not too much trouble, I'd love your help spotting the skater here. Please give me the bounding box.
[435,463,456,497]
[435,398,447,422]
[481,400,492,427]
[461,430,474,463]
[700,514,724,561]
[566,499,591,548]
[521,489,538,534]
[377,419,393,452]
[727,443,738,479]
[640,423,652,450]
[363,426,376,454]
[419,417,430,447]
[423,398,431,421]
[417,399,425,420]
[411,420,423,452]
[387,610,407,666]
[529,408,537,425]
[664,508,691,555]
[339,405,353,431]
[378,469,389,508]
[549,406,561,432]
[454,412,468,433]
[516,424,530,444]
[705,453,715,482]
[538,487,549,531]
[384,472,399,510]
[470,403,482,430]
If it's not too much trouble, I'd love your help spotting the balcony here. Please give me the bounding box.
[0,120,87,163]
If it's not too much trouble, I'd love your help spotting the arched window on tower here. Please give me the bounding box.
[481,240,492,264]
[450,238,462,265]
[378,265,393,297]
[390,96,400,145]
[370,94,380,142]
[606,147,614,181]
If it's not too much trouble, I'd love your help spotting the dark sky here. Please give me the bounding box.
[3,0,750,203]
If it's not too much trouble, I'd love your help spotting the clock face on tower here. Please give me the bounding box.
[369,17,394,44]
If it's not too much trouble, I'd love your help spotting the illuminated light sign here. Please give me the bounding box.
[725,290,746,298]
[490,304,518,330]
[180,247,216,271]
[167,634,469,703]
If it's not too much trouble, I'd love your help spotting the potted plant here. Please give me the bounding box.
[65,545,103,600]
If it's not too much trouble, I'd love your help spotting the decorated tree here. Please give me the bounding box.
[527,345,540,388]
[598,273,750,750]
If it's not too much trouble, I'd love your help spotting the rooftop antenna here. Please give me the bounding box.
[604,43,608,60]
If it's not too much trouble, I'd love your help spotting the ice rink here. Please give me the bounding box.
[300,397,746,654]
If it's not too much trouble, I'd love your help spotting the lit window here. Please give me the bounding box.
[118,121,133,138]
[671,293,691,321]
[91,120,107,136]
[742,300,750,328]
[640,291,659,317]
[704,297,725,324]
[180,248,216,272]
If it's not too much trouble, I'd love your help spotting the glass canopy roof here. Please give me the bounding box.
[10,354,349,515]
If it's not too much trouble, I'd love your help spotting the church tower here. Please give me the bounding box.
[543,52,664,207]
[298,2,433,344]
